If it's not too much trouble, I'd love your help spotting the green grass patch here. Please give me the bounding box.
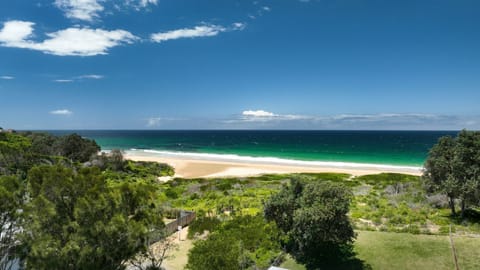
[355,231,454,270]
[452,235,480,270]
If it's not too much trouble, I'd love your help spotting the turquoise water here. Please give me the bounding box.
[51,130,457,166]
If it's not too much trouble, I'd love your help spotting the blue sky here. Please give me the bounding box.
[0,0,479,130]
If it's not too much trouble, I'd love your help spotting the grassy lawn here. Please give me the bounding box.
[281,231,469,270]
[453,235,480,270]
[355,231,454,270]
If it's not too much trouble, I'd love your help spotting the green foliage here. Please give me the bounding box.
[0,176,24,270]
[21,165,164,270]
[423,129,480,217]
[54,133,100,163]
[356,173,418,188]
[186,215,282,270]
[186,233,242,270]
[264,179,357,269]
[0,132,33,176]
[187,216,221,239]
[124,160,174,177]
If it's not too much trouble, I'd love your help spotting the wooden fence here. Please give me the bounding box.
[148,210,196,244]
[165,210,196,235]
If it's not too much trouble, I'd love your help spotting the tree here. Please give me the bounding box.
[423,130,480,217]
[0,132,33,176]
[186,233,243,270]
[264,180,357,269]
[0,176,24,270]
[53,134,100,163]
[455,130,480,215]
[423,136,459,215]
[108,149,125,171]
[21,165,164,270]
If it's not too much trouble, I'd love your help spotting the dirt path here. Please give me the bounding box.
[162,227,193,270]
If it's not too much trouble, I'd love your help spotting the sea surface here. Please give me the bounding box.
[49,130,458,167]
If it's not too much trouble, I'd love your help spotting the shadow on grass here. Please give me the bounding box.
[294,245,372,270]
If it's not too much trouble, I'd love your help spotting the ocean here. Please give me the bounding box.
[49,130,458,168]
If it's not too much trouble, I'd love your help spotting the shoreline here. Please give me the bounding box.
[123,150,423,178]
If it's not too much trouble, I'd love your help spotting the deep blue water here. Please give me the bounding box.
[48,130,458,166]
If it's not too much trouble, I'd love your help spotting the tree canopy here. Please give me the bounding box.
[0,132,174,270]
[264,179,358,269]
[423,129,480,217]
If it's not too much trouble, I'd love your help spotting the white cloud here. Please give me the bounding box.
[232,22,246,30]
[55,74,104,82]
[151,25,225,43]
[243,110,275,117]
[1,76,14,80]
[0,20,137,56]
[124,0,158,9]
[147,117,162,127]
[54,0,159,21]
[138,0,158,7]
[0,20,34,45]
[223,111,472,129]
[151,23,245,43]
[237,110,310,123]
[50,109,73,115]
[54,0,104,21]
[77,74,104,79]
[262,6,271,11]
[146,116,185,127]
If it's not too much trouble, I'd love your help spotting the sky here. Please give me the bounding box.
[0,0,479,130]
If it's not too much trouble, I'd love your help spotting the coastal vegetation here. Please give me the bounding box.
[1,130,480,269]
[0,131,174,270]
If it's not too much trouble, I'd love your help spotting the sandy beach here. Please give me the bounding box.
[125,151,422,178]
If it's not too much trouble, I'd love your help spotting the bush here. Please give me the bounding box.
[187,216,221,239]
[426,194,449,208]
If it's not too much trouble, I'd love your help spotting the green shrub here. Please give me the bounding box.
[187,216,221,239]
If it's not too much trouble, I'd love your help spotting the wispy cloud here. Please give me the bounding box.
[77,74,104,79]
[225,109,311,123]
[54,0,104,22]
[50,109,73,115]
[222,111,478,130]
[0,20,137,56]
[0,76,14,80]
[54,79,74,83]
[146,116,183,127]
[136,0,158,8]
[54,0,159,21]
[147,117,162,127]
[54,74,104,83]
[151,23,245,43]
[123,0,158,10]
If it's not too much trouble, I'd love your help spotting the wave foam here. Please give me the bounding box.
[125,149,422,173]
